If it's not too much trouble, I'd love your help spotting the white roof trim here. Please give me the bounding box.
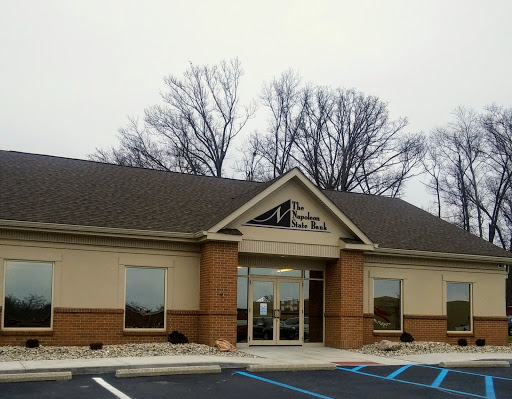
[208,169,374,245]
[0,219,196,241]
[375,247,512,264]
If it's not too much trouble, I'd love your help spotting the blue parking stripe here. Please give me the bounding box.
[421,364,512,382]
[431,369,448,388]
[485,376,496,399]
[351,366,366,372]
[235,371,334,399]
[385,365,411,380]
[337,366,488,399]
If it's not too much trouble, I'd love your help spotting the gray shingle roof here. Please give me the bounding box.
[1,150,510,259]
[324,190,512,258]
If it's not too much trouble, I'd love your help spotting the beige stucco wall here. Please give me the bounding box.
[0,238,200,310]
[363,255,507,317]
[228,181,354,247]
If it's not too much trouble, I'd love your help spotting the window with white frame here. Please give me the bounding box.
[373,279,402,331]
[447,282,471,332]
[125,267,166,329]
[3,261,53,329]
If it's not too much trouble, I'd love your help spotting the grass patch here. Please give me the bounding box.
[509,336,512,345]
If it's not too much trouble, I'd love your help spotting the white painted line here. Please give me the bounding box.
[93,377,132,399]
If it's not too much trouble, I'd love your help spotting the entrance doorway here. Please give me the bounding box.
[237,266,324,346]
[249,278,302,345]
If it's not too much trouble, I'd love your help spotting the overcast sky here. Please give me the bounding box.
[1,1,511,209]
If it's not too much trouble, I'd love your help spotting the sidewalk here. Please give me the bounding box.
[0,347,511,375]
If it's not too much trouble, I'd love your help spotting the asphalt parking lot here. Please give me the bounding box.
[1,364,512,399]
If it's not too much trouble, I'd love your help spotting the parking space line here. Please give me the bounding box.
[93,377,132,399]
[485,376,496,399]
[431,369,448,388]
[385,365,411,380]
[235,371,334,399]
[337,366,488,398]
[420,365,512,382]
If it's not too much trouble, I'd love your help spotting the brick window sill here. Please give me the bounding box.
[123,330,168,336]
[447,332,474,337]
[1,330,54,336]
[373,331,402,337]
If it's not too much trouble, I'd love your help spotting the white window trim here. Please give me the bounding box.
[446,281,473,333]
[123,266,167,331]
[2,259,54,331]
[372,278,403,333]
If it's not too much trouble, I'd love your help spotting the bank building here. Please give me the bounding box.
[0,151,509,348]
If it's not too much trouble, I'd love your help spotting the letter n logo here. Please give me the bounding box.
[246,200,291,227]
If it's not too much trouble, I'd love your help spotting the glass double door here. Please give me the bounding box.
[249,278,302,345]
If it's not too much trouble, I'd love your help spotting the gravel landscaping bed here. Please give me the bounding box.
[0,343,258,362]
[352,341,512,357]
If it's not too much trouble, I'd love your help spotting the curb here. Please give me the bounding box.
[439,361,510,368]
[116,365,222,378]
[0,371,72,383]
[246,363,337,372]
[0,361,255,376]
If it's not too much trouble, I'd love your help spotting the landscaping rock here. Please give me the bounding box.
[377,340,401,351]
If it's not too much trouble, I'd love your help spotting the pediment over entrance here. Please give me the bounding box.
[228,181,350,246]
[209,169,373,251]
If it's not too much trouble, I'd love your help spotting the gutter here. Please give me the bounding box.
[0,219,197,242]
[374,247,512,265]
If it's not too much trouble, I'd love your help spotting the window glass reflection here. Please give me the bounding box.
[250,267,301,277]
[374,279,401,331]
[447,282,471,331]
[125,267,165,329]
[4,261,53,328]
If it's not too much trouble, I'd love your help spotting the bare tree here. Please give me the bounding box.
[91,117,174,170]
[91,59,255,177]
[243,70,305,180]
[422,144,443,218]
[424,106,512,243]
[236,135,266,181]
[426,108,487,234]
[481,105,512,245]
[293,87,424,196]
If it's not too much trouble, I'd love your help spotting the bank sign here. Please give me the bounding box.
[244,199,329,232]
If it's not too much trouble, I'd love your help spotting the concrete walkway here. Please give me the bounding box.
[0,347,511,375]
[239,346,409,365]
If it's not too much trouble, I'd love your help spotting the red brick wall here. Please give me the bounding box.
[167,310,199,342]
[325,250,364,349]
[198,241,238,346]
[363,314,509,346]
[0,307,200,346]
[469,317,508,346]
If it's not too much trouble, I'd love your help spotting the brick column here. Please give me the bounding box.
[199,241,238,346]
[325,250,364,349]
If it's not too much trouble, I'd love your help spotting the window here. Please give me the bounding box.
[447,282,471,332]
[125,267,165,329]
[3,261,53,329]
[373,279,402,331]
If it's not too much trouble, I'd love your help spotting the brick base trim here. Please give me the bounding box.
[167,310,199,343]
[363,314,509,346]
[0,308,201,346]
